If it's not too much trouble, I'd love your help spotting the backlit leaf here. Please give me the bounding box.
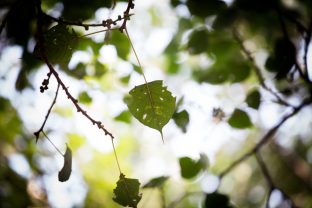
[228,109,252,129]
[179,157,202,179]
[112,173,142,207]
[78,91,92,104]
[34,24,78,67]
[124,80,176,141]
[246,90,261,109]
[204,192,232,208]
[143,176,169,188]
[58,145,72,182]
[173,110,190,133]
[114,110,132,123]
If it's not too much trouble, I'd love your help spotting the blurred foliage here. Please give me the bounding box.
[1,0,312,207]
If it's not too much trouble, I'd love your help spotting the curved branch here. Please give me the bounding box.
[219,98,312,179]
[232,29,293,107]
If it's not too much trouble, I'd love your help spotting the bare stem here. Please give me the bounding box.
[34,83,60,142]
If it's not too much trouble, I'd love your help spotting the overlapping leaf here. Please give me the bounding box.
[124,80,176,141]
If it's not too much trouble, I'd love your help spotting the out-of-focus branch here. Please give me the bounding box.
[232,29,293,107]
[219,98,312,179]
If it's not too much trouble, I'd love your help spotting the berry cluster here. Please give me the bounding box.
[40,72,52,93]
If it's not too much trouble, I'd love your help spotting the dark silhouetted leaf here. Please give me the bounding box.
[265,38,296,79]
[187,28,209,54]
[179,157,202,179]
[204,192,232,208]
[173,110,190,133]
[124,80,176,141]
[228,109,252,129]
[114,110,132,123]
[113,173,142,207]
[143,176,169,188]
[186,0,227,18]
[58,145,72,182]
[78,91,92,104]
[34,24,78,67]
[246,90,261,109]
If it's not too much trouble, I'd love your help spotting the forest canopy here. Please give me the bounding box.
[1,0,312,207]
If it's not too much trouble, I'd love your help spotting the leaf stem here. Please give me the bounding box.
[42,131,64,157]
[111,139,122,174]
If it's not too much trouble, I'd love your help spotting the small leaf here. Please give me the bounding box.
[124,80,176,141]
[112,173,142,207]
[246,90,261,109]
[114,110,132,123]
[143,176,169,189]
[78,91,92,104]
[173,110,190,133]
[179,157,202,179]
[58,145,72,182]
[228,109,252,129]
[204,192,232,208]
[34,24,78,67]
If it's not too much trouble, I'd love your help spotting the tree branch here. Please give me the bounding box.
[34,0,114,139]
[219,98,312,179]
[232,29,293,107]
[42,12,133,31]
[34,83,60,142]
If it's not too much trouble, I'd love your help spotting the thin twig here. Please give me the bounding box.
[233,29,293,107]
[34,83,60,142]
[42,12,134,30]
[42,131,64,156]
[219,98,312,179]
[119,0,135,32]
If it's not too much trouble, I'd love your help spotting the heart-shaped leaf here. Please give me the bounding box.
[113,174,142,207]
[124,80,176,141]
[228,109,252,129]
[58,145,72,182]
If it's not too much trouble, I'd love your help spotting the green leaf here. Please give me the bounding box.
[228,109,252,129]
[204,192,232,208]
[114,110,132,123]
[142,176,169,189]
[58,145,72,182]
[187,28,209,54]
[246,90,261,109]
[112,173,142,207]
[109,30,131,60]
[124,80,176,141]
[173,110,190,133]
[34,24,78,67]
[78,91,92,104]
[179,157,202,179]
